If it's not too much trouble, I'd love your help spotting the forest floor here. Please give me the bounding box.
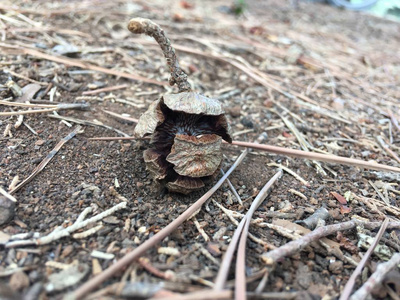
[0,0,400,299]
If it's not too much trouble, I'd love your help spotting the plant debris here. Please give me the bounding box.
[0,1,399,299]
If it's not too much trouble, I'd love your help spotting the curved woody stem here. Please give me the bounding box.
[128,18,191,92]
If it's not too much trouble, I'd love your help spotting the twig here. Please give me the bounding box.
[349,252,400,300]
[220,169,243,205]
[387,110,400,132]
[89,136,140,141]
[247,291,298,299]
[47,115,129,137]
[197,243,220,266]
[71,148,249,299]
[138,257,174,280]
[192,216,210,242]
[339,218,390,300]
[0,187,17,202]
[213,171,279,291]
[0,108,58,116]
[8,26,90,37]
[288,189,308,201]
[0,102,89,116]
[23,122,38,135]
[6,202,127,248]
[3,68,48,86]
[377,136,400,164]
[149,289,232,300]
[128,18,191,92]
[102,109,139,123]
[369,180,390,206]
[9,125,82,194]
[271,111,326,175]
[261,220,363,265]
[72,224,103,239]
[267,163,310,186]
[384,283,400,300]
[189,208,209,241]
[0,100,88,110]
[212,200,270,247]
[45,261,73,270]
[227,140,400,173]
[189,274,215,287]
[261,223,302,241]
[235,171,282,299]
[82,84,128,95]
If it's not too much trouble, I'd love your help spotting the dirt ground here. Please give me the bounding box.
[0,0,400,299]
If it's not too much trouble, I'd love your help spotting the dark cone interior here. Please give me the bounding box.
[146,102,230,193]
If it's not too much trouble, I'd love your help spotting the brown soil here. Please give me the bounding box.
[0,0,399,299]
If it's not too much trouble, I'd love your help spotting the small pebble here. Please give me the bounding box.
[60,245,74,258]
[9,271,30,291]
[102,216,120,225]
[240,117,254,128]
[329,260,343,274]
[206,242,221,257]
[226,105,241,118]
[0,196,15,226]
[34,140,45,146]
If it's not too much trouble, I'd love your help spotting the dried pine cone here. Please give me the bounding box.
[128,18,232,194]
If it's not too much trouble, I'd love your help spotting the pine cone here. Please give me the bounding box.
[135,92,231,194]
[128,18,232,194]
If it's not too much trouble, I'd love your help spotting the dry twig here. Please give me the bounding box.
[229,140,400,173]
[82,84,128,95]
[6,202,127,248]
[350,253,400,300]
[0,101,89,116]
[0,187,17,202]
[235,171,282,299]
[261,220,361,265]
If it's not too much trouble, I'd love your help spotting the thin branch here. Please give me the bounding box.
[228,140,400,173]
[350,253,400,300]
[261,220,360,265]
[149,289,232,300]
[128,18,191,92]
[6,202,127,248]
[377,136,400,164]
[235,171,282,299]
[82,84,128,95]
[220,169,243,205]
[0,187,17,202]
[47,115,129,137]
[0,100,88,110]
[267,163,310,186]
[102,109,139,123]
[89,136,141,141]
[0,102,88,116]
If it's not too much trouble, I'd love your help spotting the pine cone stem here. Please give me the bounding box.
[128,18,192,93]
